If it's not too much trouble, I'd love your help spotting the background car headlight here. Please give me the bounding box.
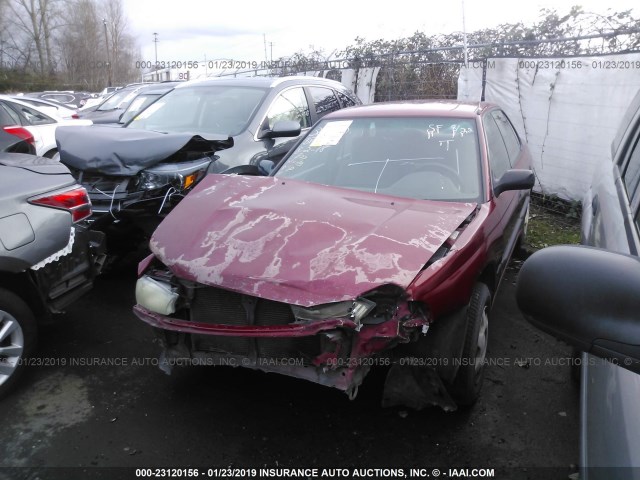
[292,299,376,323]
[139,158,212,191]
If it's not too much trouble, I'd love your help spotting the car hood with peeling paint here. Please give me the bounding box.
[150,174,477,307]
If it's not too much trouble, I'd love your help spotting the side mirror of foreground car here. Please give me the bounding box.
[493,169,535,197]
[259,120,302,139]
[516,245,640,375]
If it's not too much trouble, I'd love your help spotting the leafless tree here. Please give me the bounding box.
[58,0,106,88]
[55,0,138,88]
[102,0,138,84]
[7,0,62,74]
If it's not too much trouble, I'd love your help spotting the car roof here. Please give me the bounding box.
[11,96,75,110]
[174,76,345,90]
[612,89,640,160]
[139,86,176,95]
[0,95,62,120]
[0,94,41,108]
[321,100,496,119]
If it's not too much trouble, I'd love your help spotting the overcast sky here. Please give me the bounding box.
[123,0,637,66]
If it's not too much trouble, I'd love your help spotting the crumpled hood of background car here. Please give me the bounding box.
[150,175,476,307]
[56,126,233,176]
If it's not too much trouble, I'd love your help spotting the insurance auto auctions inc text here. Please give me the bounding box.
[197,467,496,478]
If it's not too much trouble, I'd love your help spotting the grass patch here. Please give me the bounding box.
[525,202,581,250]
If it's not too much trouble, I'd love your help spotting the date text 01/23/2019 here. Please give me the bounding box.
[134,467,496,478]
[134,59,352,70]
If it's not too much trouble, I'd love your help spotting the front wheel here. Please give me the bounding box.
[0,288,38,398]
[449,283,491,406]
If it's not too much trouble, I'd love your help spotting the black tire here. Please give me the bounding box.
[43,148,58,159]
[0,288,38,399]
[449,283,491,406]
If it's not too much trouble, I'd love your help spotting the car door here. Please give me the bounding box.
[482,110,522,278]
[580,99,640,476]
[253,86,312,166]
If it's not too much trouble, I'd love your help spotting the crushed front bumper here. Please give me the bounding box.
[133,294,429,396]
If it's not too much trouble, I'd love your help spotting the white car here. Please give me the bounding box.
[0,95,92,157]
[11,96,79,120]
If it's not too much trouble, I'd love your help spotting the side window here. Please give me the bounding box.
[491,110,521,164]
[266,87,311,129]
[0,102,22,125]
[336,90,357,108]
[42,94,74,104]
[623,136,640,205]
[308,86,341,119]
[15,104,55,125]
[630,138,640,231]
[484,115,511,183]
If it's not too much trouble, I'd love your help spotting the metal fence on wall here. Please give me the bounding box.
[213,28,640,104]
[213,57,463,102]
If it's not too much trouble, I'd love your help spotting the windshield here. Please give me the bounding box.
[119,92,163,124]
[97,88,139,111]
[126,85,268,136]
[277,117,482,202]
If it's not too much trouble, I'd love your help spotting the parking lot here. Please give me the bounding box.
[0,261,579,480]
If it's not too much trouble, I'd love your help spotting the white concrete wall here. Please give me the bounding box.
[458,54,640,200]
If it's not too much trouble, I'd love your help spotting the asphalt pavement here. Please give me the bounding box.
[0,261,580,480]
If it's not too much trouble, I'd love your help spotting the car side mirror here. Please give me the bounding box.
[493,169,535,197]
[219,164,263,176]
[259,120,301,139]
[516,245,640,374]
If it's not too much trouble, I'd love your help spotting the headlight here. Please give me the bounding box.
[292,298,376,324]
[135,275,179,315]
[139,158,211,191]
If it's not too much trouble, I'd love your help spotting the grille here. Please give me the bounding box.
[189,286,321,363]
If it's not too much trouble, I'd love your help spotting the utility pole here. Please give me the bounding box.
[103,19,112,87]
[153,32,159,72]
[263,34,267,63]
[462,0,469,69]
[269,42,273,62]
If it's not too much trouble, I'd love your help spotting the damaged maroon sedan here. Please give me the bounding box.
[133,101,534,410]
